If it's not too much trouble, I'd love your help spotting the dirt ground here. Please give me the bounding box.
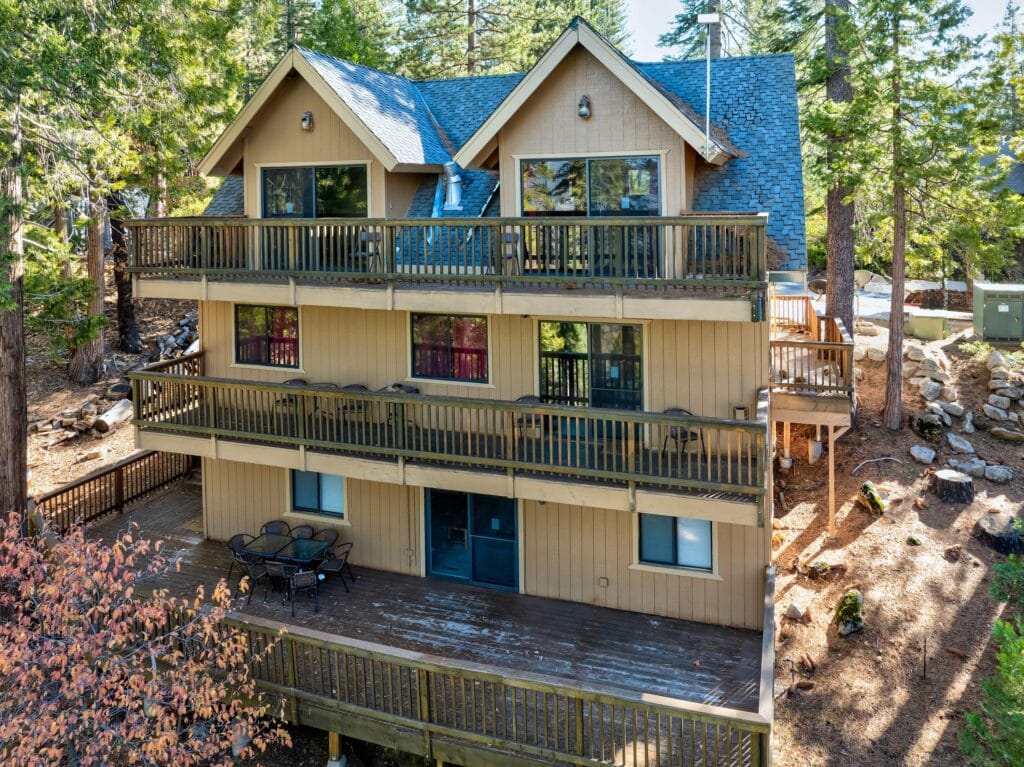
[771,326,1018,767]
[26,287,1018,766]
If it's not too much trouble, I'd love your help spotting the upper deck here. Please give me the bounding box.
[127,214,769,322]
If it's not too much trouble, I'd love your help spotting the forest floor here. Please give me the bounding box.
[24,284,1017,766]
[771,325,1018,766]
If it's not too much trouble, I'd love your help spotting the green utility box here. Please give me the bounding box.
[974,282,1024,342]
[906,311,949,341]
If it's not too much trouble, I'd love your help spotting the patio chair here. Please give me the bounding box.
[318,542,355,592]
[515,395,545,435]
[275,378,308,410]
[291,524,315,539]
[263,561,297,602]
[340,384,369,421]
[260,519,290,536]
[241,560,269,605]
[288,570,320,617]
[661,407,706,457]
[226,533,254,582]
[312,528,339,548]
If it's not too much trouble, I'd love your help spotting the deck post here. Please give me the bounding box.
[828,425,836,536]
[326,731,346,767]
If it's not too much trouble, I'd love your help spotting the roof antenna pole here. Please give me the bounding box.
[697,11,721,159]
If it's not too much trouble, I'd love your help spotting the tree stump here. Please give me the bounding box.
[931,469,975,504]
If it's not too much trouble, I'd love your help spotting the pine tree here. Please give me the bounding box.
[658,0,783,60]
[305,0,397,68]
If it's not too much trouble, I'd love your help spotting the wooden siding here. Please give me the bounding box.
[521,500,767,630]
[199,301,769,421]
[201,457,422,576]
[242,76,387,218]
[385,172,427,218]
[199,458,762,629]
[497,47,692,217]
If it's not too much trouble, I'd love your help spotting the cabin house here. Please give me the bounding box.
[124,17,853,767]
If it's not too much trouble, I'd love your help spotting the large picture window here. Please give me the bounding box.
[411,314,488,383]
[293,470,345,518]
[521,156,660,217]
[638,514,713,571]
[235,305,299,368]
[261,165,368,218]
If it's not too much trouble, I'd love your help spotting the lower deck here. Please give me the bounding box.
[90,484,764,713]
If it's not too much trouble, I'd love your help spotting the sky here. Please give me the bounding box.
[622,0,1010,61]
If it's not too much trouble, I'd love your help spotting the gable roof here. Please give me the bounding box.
[452,17,735,168]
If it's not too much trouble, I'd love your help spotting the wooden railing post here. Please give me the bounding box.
[285,637,300,723]
[114,464,125,514]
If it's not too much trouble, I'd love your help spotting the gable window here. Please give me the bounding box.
[235,305,299,368]
[411,314,488,383]
[638,514,713,571]
[261,165,368,218]
[521,156,660,217]
[292,470,345,517]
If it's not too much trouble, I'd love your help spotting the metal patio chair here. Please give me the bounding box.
[226,533,254,583]
[260,519,291,536]
[288,570,320,617]
[317,542,355,592]
[291,524,315,539]
[661,407,706,457]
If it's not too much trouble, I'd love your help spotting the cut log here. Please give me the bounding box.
[931,469,975,504]
[95,398,133,433]
[858,482,886,514]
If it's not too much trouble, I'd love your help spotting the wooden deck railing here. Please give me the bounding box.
[129,366,768,497]
[30,450,193,534]
[770,294,854,396]
[229,611,770,767]
[126,214,768,293]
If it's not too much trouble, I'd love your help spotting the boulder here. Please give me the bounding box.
[990,427,1024,442]
[926,402,952,427]
[1012,412,1021,423]
[909,412,944,442]
[857,322,880,337]
[975,511,1024,555]
[946,432,976,454]
[987,350,1008,369]
[997,387,1023,400]
[903,363,920,379]
[853,346,867,362]
[939,401,965,417]
[786,602,810,622]
[906,344,927,361]
[990,379,1014,390]
[984,465,1014,484]
[919,379,943,401]
[941,385,958,401]
[989,394,1013,410]
[950,457,987,478]
[867,347,886,362]
[909,445,936,465]
[855,368,865,381]
[963,410,975,434]
[834,589,865,637]
[984,404,1009,421]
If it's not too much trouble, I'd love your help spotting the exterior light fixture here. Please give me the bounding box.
[577,95,592,119]
[300,111,314,131]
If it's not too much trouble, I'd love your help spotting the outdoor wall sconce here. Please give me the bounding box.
[578,95,592,119]
[300,111,314,131]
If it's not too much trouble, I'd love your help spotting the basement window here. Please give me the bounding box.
[292,470,345,518]
[638,514,713,571]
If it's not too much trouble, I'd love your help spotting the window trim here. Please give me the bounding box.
[630,512,722,580]
[515,151,666,218]
[256,161,372,219]
[232,303,302,370]
[290,469,347,519]
[407,312,491,385]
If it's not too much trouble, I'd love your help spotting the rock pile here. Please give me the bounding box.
[157,309,199,360]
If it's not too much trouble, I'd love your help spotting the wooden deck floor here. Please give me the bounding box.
[88,484,763,713]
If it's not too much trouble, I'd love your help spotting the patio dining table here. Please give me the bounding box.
[242,532,292,558]
[274,538,330,566]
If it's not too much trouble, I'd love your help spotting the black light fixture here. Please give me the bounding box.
[300,111,314,131]
[577,95,592,119]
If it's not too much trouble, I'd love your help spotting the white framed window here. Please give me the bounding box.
[638,514,713,571]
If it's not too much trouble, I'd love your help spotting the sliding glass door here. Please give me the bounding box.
[427,490,518,590]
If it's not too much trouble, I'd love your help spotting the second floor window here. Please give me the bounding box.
[638,514,713,572]
[261,165,368,218]
[411,314,488,383]
[521,156,660,217]
[235,305,299,368]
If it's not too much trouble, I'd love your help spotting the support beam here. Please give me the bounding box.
[827,425,851,537]
[326,731,346,767]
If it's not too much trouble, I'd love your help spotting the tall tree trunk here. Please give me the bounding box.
[0,98,26,521]
[709,0,722,58]
[148,173,168,218]
[108,193,141,353]
[824,0,855,334]
[54,204,73,278]
[883,18,904,431]
[68,191,106,385]
[467,0,477,74]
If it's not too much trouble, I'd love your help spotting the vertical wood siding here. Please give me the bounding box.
[200,301,769,420]
[521,500,767,629]
[201,458,421,576]
[497,47,692,217]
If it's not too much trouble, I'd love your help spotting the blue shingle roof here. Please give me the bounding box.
[298,48,452,167]
[415,74,525,151]
[203,176,244,216]
[639,55,807,269]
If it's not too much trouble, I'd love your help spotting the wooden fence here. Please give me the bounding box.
[130,367,768,497]
[228,611,771,767]
[31,450,193,535]
[126,214,769,292]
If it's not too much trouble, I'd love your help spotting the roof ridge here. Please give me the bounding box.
[637,52,796,66]
[414,71,526,85]
[296,46,414,84]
